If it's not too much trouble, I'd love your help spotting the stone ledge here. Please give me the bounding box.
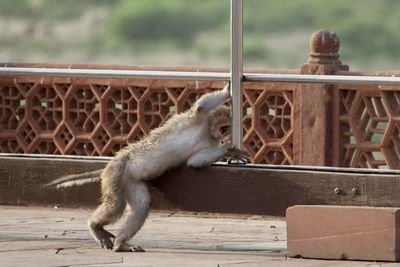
[1,154,400,216]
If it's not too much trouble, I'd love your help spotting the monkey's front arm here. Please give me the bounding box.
[186,145,249,168]
[186,146,228,168]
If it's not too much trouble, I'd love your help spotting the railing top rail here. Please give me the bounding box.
[243,73,400,86]
[0,67,230,81]
[1,67,400,86]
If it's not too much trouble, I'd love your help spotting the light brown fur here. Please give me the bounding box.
[45,85,248,252]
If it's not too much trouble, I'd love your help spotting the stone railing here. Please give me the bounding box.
[333,72,400,169]
[1,30,399,168]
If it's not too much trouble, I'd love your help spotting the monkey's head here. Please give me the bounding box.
[208,105,231,143]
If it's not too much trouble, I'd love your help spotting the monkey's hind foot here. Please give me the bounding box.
[100,238,114,250]
[114,243,145,253]
[93,229,115,250]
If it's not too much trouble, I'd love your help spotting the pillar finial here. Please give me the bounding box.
[308,29,341,65]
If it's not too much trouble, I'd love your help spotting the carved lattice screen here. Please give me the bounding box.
[0,76,295,165]
[336,85,400,169]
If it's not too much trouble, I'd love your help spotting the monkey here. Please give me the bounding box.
[45,84,248,252]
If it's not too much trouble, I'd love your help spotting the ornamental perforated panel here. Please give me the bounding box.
[0,76,294,165]
[243,83,295,165]
[336,85,400,169]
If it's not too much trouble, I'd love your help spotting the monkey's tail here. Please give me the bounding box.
[44,169,102,189]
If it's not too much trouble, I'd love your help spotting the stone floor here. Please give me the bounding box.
[0,205,399,267]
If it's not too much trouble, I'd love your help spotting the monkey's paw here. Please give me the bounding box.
[114,243,145,252]
[129,246,145,252]
[226,146,250,163]
[100,238,114,250]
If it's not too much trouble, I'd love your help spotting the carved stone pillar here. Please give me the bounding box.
[293,29,348,166]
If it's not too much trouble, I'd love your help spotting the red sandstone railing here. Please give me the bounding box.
[0,67,298,164]
[333,72,400,169]
[0,30,399,168]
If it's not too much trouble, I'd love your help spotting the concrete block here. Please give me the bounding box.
[286,205,400,261]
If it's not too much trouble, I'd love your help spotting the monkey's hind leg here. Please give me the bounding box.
[113,181,152,252]
[88,196,126,250]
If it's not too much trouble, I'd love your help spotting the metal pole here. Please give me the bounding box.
[230,0,243,149]
[0,67,229,81]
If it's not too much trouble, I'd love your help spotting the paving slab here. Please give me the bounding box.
[0,206,399,267]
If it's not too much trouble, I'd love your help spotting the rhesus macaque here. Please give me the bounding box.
[45,84,248,252]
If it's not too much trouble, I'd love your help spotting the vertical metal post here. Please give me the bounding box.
[230,0,243,149]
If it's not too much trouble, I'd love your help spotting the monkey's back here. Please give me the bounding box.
[116,111,210,182]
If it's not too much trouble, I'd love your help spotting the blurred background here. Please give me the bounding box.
[1,0,399,71]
